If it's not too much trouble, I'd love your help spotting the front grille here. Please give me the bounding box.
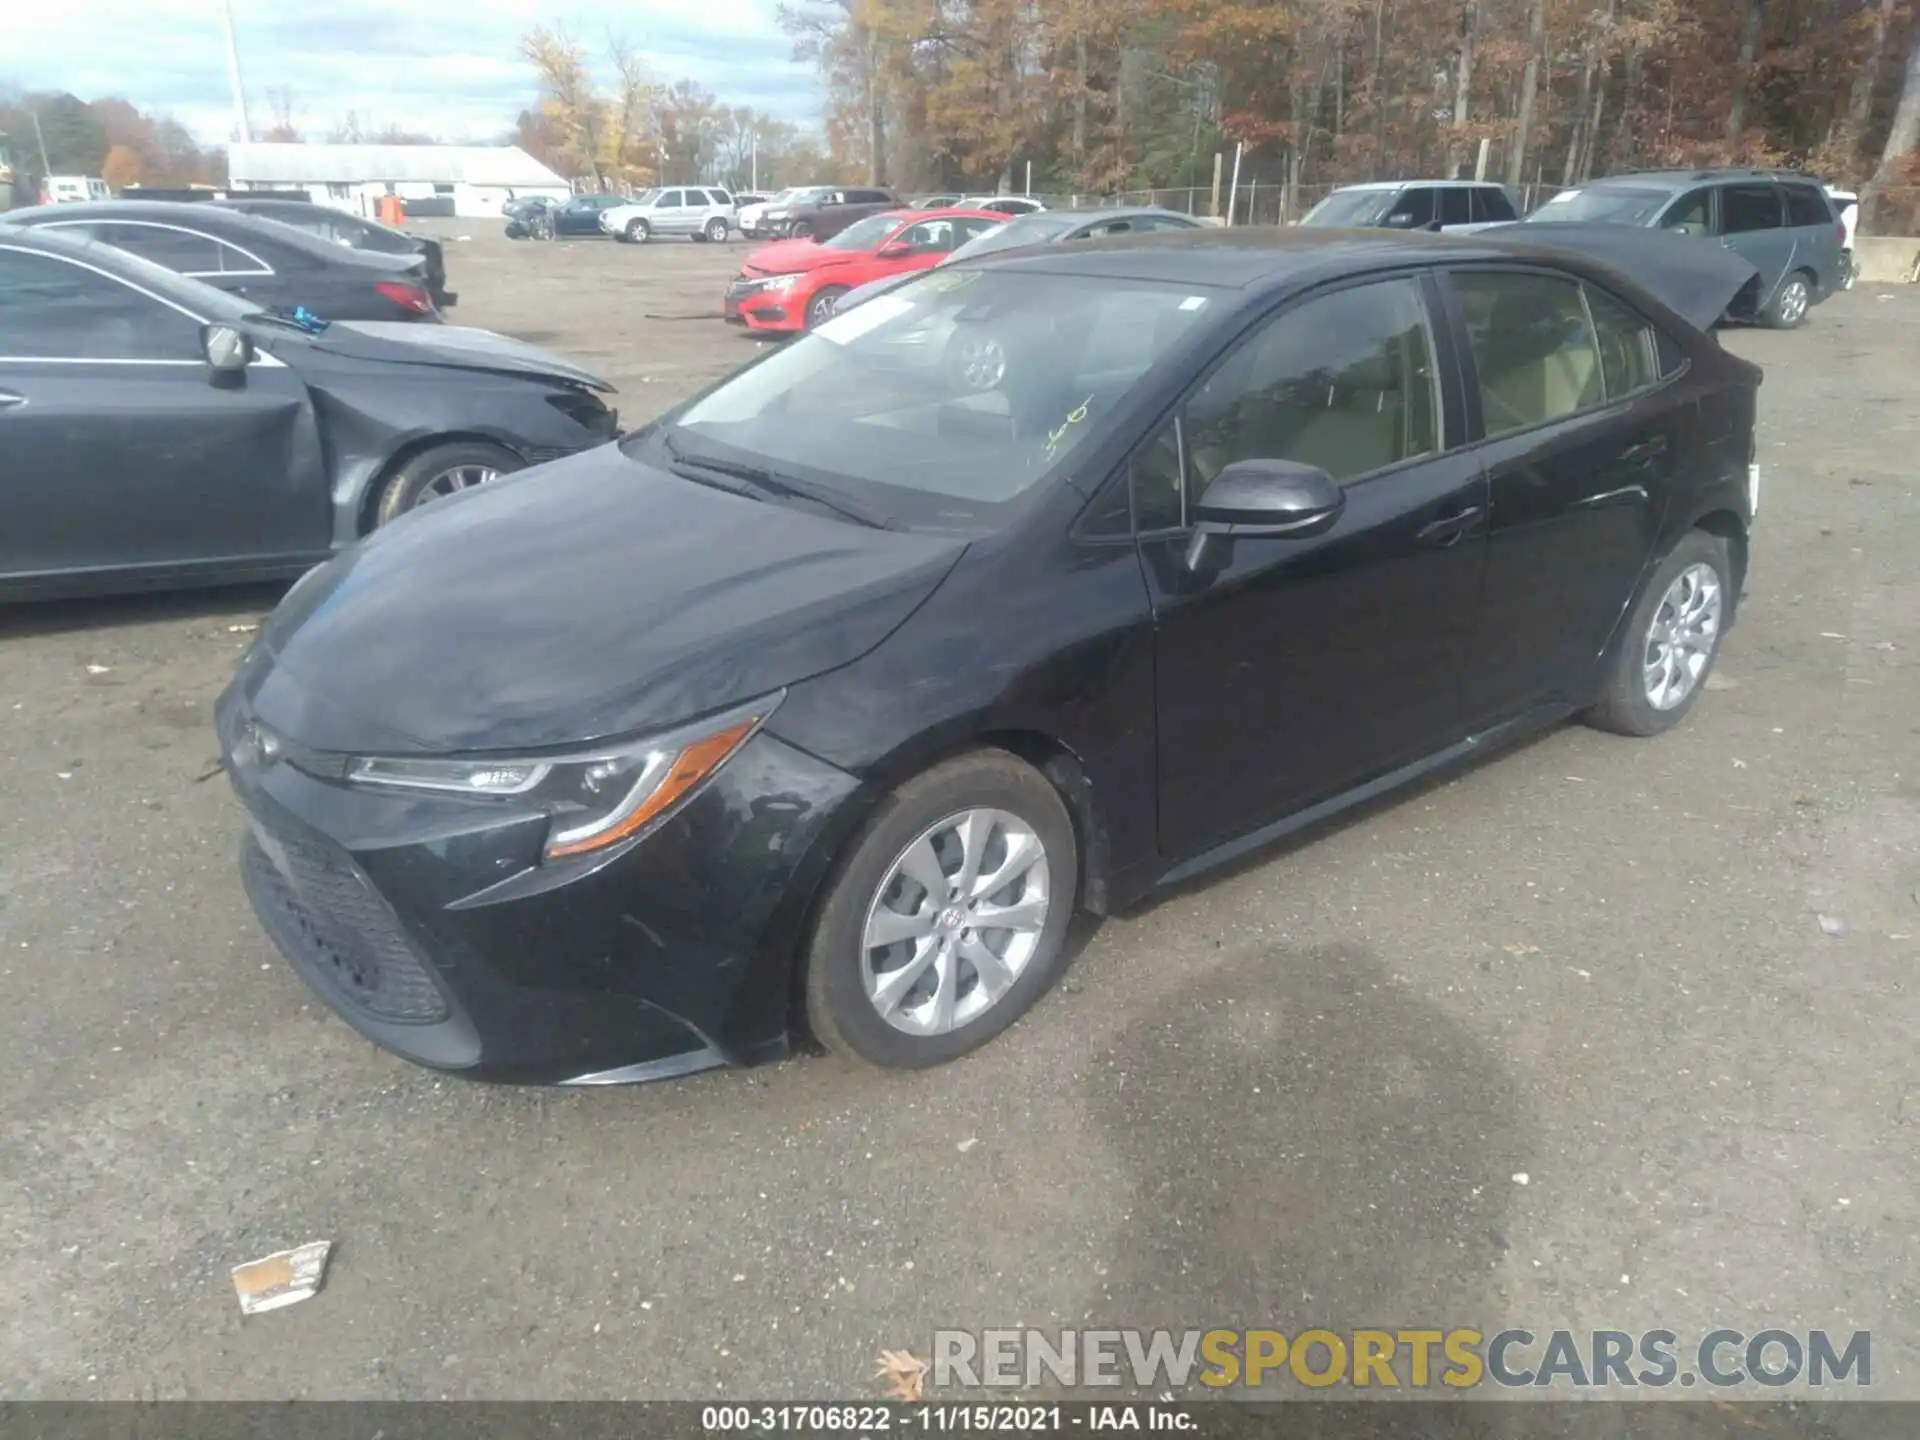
[244,828,448,1024]
[727,275,769,299]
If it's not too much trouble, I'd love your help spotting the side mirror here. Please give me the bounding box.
[1192,459,1345,537]
[202,323,255,373]
[1382,212,1419,229]
[1426,219,1445,232]
[876,242,912,259]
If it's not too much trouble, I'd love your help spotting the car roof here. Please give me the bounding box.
[1583,168,1829,190]
[964,225,1508,287]
[1331,179,1505,192]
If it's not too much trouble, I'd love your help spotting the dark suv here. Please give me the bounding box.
[1527,169,1843,328]
[767,187,901,241]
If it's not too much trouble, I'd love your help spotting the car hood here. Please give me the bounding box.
[744,239,853,276]
[295,322,612,391]
[237,443,967,754]
[1485,221,1763,332]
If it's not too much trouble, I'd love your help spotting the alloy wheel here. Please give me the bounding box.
[860,808,1051,1036]
[1642,562,1722,710]
[1778,278,1809,325]
[807,290,841,327]
[418,464,499,505]
[952,334,1008,391]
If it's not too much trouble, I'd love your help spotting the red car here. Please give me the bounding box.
[724,208,1007,334]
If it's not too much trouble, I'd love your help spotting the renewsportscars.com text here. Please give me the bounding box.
[933,1328,1871,1391]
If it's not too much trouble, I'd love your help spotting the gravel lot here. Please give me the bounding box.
[1,226,1916,1400]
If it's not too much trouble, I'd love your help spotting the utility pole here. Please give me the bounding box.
[220,0,254,144]
[750,132,757,191]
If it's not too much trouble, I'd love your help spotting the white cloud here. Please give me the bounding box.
[6,0,822,144]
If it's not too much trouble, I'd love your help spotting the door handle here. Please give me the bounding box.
[0,390,25,411]
[1417,504,1483,547]
[1619,436,1670,465]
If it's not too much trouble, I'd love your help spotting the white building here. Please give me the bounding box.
[227,143,571,219]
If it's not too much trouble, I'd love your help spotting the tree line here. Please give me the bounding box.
[779,0,1920,228]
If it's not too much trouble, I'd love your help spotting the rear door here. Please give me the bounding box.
[0,245,328,583]
[1442,265,1687,716]
[1715,183,1794,297]
[1437,187,1474,230]
[1779,182,1841,290]
[1136,273,1490,855]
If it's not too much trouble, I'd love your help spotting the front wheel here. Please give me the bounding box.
[625,218,649,243]
[1764,272,1812,329]
[372,440,524,527]
[790,220,814,239]
[705,217,729,242]
[1583,530,1731,736]
[804,286,847,329]
[804,751,1078,1068]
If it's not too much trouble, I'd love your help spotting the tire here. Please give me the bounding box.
[1840,251,1857,291]
[705,217,729,243]
[803,750,1079,1069]
[624,218,649,243]
[1582,529,1732,737]
[790,219,814,239]
[804,286,848,329]
[372,440,524,527]
[1764,270,1813,329]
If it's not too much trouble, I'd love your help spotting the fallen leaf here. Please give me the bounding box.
[1502,943,1540,956]
[1817,914,1848,938]
[876,1349,930,1402]
[956,1136,979,1153]
[85,664,111,675]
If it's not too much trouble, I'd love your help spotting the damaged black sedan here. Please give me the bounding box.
[220,225,1761,1086]
[0,225,616,599]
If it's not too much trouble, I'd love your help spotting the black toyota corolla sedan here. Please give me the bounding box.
[219,226,1762,1086]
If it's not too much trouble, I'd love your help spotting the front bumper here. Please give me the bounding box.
[724,278,801,332]
[217,685,862,1084]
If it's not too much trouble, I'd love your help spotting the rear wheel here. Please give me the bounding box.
[625,218,650,243]
[373,440,524,527]
[1840,251,1858,291]
[804,751,1078,1068]
[705,217,729,242]
[1582,530,1731,736]
[1764,271,1812,329]
[805,286,848,329]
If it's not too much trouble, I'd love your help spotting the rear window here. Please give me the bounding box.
[1782,185,1833,227]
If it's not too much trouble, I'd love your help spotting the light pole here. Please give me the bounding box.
[220,0,254,143]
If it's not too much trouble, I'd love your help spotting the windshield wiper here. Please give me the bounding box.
[661,433,896,530]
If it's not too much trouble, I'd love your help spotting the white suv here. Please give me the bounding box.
[602,187,736,244]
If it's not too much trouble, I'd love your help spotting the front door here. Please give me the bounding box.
[655,190,690,235]
[0,245,328,584]
[1139,274,1490,859]
[1443,266,1682,714]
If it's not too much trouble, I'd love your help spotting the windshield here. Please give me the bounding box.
[1526,186,1669,224]
[948,214,1066,261]
[1299,189,1395,227]
[824,212,904,251]
[641,270,1219,531]
[631,188,661,206]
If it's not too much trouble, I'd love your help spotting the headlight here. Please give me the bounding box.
[343,698,775,861]
[764,273,803,292]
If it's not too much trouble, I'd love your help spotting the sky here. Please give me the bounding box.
[7,0,823,145]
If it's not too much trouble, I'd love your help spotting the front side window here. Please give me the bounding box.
[658,272,1218,530]
[0,248,201,361]
[658,190,685,209]
[1183,278,1440,495]
[1719,184,1781,234]
[1659,189,1713,236]
[1384,188,1435,228]
[1453,270,1603,436]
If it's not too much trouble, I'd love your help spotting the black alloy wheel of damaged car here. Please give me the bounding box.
[217,222,1763,1086]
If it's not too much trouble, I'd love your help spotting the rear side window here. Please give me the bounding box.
[1782,185,1833,227]
[1719,184,1781,234]
[1438,188,1472,226]
[1453,270,1603,437]
[852,189,893,205]
[0,248,201,361]
[64,221,225,274]
[1472,187,1517,222]
[704,190,730,206]
[1583,286,1660,398]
